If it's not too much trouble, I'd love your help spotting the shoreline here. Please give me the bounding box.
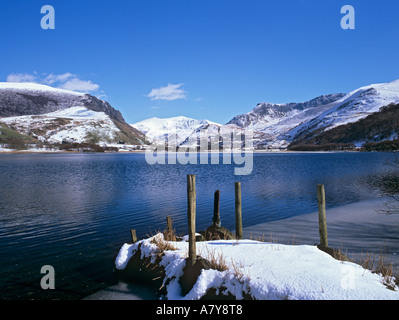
[244,197,399,267]
[85,197,399,300]
[0,149,368,155]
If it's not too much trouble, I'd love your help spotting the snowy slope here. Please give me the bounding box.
[226,79,399,149]
[0,106,121,144]
[288,79,399,142]
[178,122,263,150]
[227,94,346,149]
[228,94,345,131]
[131,116,221,145]
[0,82,146,147]
[115,233,399,300]
[0,82,85,96]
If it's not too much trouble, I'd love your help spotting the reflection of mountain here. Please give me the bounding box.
[0,154,126,229]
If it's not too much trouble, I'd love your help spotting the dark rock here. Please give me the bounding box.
[114,246,165,287]
[317,244,349,261]
[205,225,234,240]
[179,257,212,296]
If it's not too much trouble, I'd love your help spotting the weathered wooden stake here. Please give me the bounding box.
[130,229,137,243]
[235,182,243,240]
[212,190,221,227]
[166,216,173,233]
[187,175,197,264]
[317,184,328,247]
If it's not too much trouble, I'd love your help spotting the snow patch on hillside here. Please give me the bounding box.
[0,106,120,144]
[131,116,221,145]
[285,79,399,143]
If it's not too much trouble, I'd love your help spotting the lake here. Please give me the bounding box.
[0,151,397,299]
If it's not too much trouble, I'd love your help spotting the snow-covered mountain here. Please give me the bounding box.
[227,94,346,149]
[3,79,399,152]
[287,79,399,143]
[131,116,221,146]
[227,79,399,149]
[0,82,146,149]
[1,106,122,145]
[228,94,346,130]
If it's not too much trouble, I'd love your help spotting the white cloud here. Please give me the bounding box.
[59,78,100,92]
[6,72,100,93]
[147,83,187,101]
[43,72,74,85]
[6,73,37,83]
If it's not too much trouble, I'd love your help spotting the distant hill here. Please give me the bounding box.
[0,82,147,150]
[288,103,399,150]
[131,116,221,146]
[226,79,399,150]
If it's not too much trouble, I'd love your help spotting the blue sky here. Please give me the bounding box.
[1,0,399,124]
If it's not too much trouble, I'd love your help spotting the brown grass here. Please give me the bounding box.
[202,247,228,272]
[200,246,249,283]
[230,259,246,281]
[163,227,178,242]
[353,252,398,290]
[150,233,177,255]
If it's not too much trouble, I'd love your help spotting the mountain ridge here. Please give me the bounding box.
[0,82,146,147]
[2,79,399,152]
[225,79,399,149]
[131,116,221,146]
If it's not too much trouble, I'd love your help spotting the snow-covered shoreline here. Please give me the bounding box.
[0,147,362,154]
[244,197,399,268]
[113,233,398,300]
[84,198,399,300]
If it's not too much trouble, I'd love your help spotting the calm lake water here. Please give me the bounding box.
[0,152,397,299]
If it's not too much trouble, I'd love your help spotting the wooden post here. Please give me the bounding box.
[317,184,328,247]
[130,229,137,243]
[187,175,196,264]
[166,216,173,233]
[212,190,221,227]
[235,182,243,240]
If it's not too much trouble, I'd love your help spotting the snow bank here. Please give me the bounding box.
[115,233,399,300]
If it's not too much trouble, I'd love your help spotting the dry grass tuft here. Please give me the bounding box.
[202,247,228,272]
[200,246,250,282]
[230,259,247,282]
[354,252,398,290]
[249,232,279,243]
[163,226,178,242]
[150,233,177,255]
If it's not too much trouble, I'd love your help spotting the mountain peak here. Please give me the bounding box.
[131,116,221,144]
[227,93,346,130]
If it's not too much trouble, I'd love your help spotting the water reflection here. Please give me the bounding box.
[0,151,397,299]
